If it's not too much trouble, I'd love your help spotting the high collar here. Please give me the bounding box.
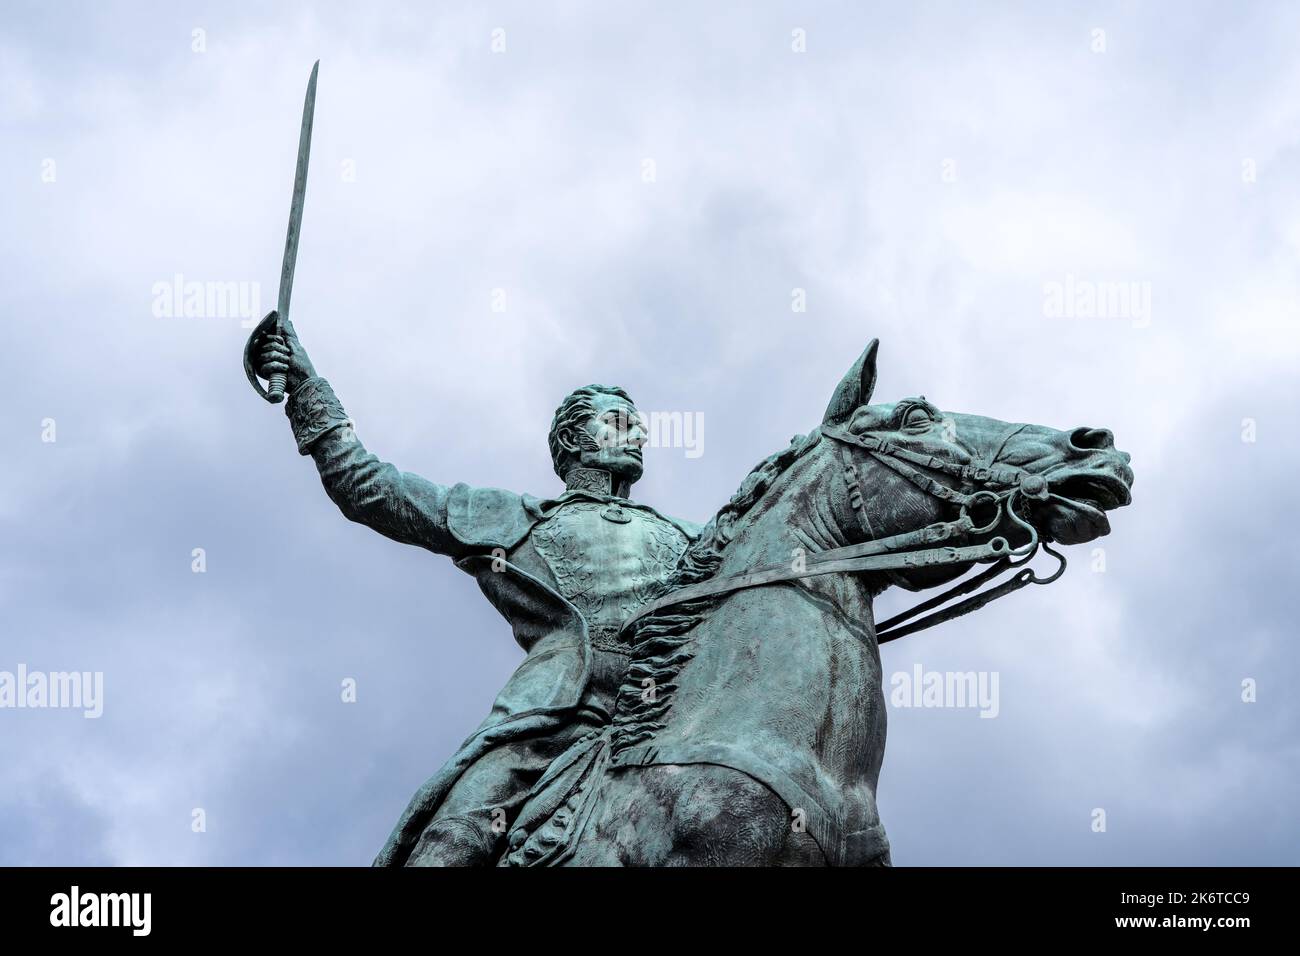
[564,466,631,499]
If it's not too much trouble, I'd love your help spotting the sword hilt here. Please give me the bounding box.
[243,310,287,404]
[267,370,287,404]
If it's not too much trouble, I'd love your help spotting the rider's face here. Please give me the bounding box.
[573,394,647,483]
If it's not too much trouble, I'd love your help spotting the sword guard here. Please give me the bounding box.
[243,310,285,404]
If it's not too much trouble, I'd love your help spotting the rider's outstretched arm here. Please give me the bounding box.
[287,377,467,556]
[255,318,470,558]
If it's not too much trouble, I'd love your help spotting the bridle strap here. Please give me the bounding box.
[619,423,1065,643]
[823,427,1027,502]
[875,557,1013,635]
[619,527,1011,635]
[826,422,1064,639]
[875,542,1065,643]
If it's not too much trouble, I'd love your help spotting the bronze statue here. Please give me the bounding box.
[245,64,1133,866]
[251,329,1132,866]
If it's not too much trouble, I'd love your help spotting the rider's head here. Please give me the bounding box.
[549,385,647,489]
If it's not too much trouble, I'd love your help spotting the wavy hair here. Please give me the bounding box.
[547,384,635,478]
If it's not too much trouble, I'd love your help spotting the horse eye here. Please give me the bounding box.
[904,406,931,427]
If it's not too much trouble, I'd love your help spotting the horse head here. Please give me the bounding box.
[821,338,1134,595]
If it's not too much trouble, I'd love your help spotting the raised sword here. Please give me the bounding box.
[244,59,320,404]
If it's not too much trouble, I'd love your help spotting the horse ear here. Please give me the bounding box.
[822,339,879,424]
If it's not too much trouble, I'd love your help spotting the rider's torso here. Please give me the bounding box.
[508,498,690,662]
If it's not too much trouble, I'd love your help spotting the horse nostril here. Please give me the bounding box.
[1070,427,1114,451]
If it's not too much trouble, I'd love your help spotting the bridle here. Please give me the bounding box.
[821,421,1066,641]
[620,422,1066,643]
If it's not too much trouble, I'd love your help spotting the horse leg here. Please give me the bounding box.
[565,764,826,866]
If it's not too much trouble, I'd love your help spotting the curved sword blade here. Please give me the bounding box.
[277,60,319,327]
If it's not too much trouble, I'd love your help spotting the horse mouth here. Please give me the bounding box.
[1055,473,1130,510]
[1039,471,1133,544]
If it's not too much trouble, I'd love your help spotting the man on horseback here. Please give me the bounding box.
[253,319,700,866]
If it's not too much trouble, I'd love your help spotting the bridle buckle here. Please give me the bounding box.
[1019,474,1050,500]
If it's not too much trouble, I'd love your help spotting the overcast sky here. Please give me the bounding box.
[2,0,1297,865]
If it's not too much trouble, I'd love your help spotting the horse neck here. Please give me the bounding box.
[708,440,884,636]
[714,441,852,575]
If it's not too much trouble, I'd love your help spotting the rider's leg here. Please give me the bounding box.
[406,716,603,867]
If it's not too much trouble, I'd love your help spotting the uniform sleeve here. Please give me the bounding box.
[285,376,469,557]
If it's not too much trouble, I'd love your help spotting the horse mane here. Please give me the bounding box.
[608,428,825,753]
[657,428,824,595]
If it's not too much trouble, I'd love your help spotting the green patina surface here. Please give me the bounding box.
[250,325,1133,866]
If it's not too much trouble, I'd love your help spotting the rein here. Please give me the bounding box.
[620,424,1066,643]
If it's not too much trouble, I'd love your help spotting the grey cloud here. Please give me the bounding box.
[2,0,1297,864]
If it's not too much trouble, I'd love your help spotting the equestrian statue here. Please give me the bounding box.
[243,63,1134,866]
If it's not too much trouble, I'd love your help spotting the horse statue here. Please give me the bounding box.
[498,339,1134,866]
